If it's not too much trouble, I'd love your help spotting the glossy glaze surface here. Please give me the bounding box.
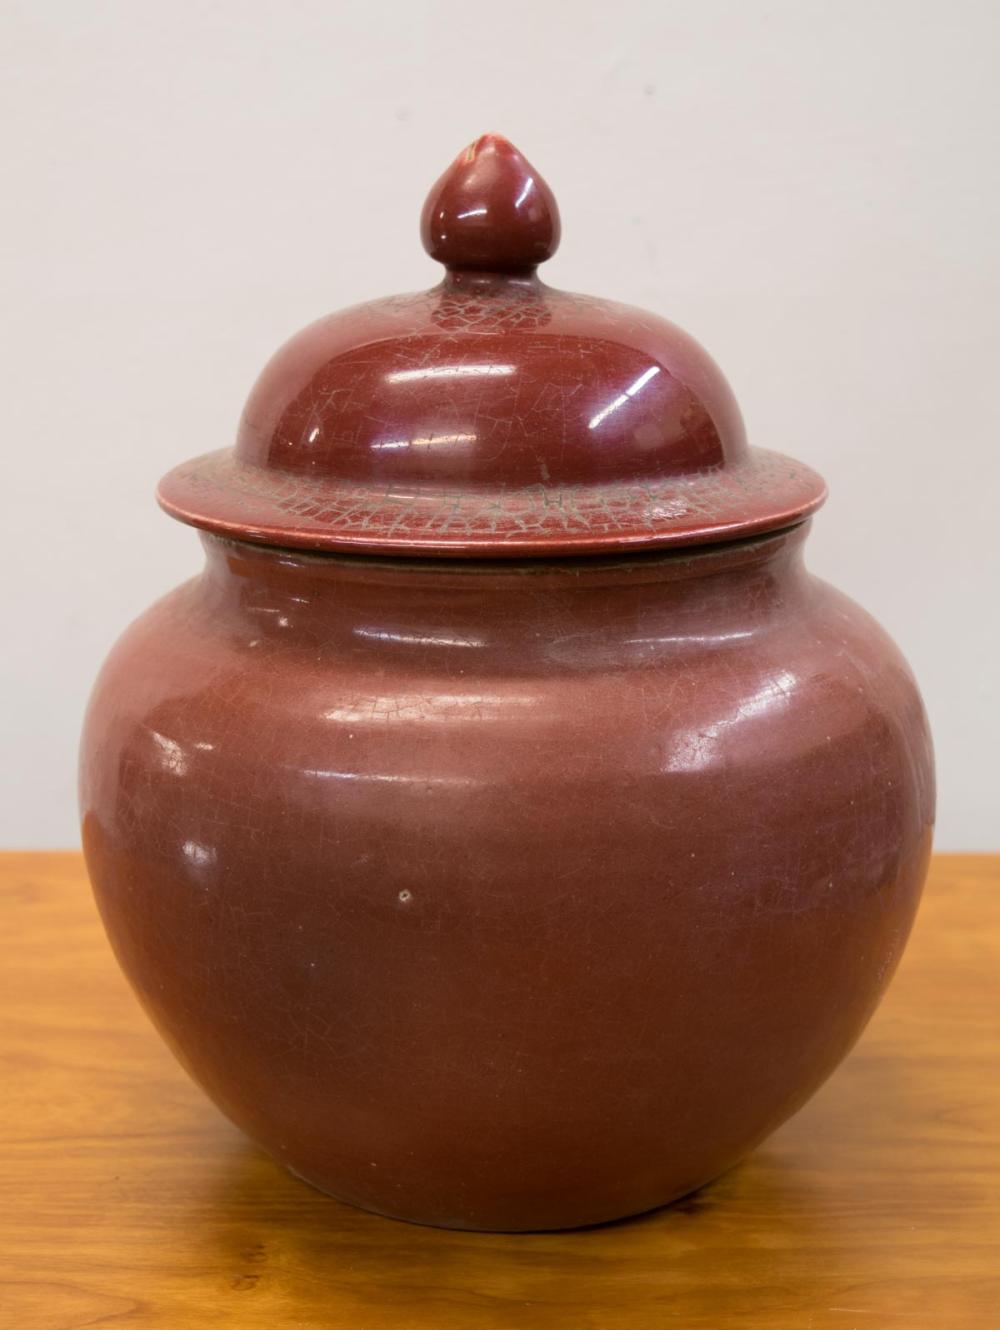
[158,136,825,556]
[80,524,934,1230]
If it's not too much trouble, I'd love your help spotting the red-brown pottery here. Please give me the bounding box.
[80,135,934,1231]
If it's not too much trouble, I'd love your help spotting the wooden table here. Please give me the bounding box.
[2,853,998,1329]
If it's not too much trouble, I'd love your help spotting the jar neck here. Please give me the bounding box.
[195,523,813,655]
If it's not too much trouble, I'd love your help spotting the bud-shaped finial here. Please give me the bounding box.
[420,134,561,273]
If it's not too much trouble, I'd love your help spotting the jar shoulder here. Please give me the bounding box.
[81,565,930,781]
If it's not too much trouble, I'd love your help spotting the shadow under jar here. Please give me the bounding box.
[80,134,934,1231]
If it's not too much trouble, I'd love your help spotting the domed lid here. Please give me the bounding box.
[158,134,825,557]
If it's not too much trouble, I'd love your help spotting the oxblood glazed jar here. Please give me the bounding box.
[80,135,934,1232]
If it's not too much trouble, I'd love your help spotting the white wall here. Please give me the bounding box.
[3,0,997,849]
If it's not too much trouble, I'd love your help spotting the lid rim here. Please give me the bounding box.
[157,447,826,560]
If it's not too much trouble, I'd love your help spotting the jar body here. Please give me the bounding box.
[80,524,934,1230]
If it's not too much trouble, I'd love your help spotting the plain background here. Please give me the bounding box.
[2,0,997,849]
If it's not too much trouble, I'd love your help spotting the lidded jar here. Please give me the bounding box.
[81,135,934,1231]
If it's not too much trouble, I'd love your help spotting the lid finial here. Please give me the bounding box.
[420,134,561,273]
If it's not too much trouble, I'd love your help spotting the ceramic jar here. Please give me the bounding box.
[80,135,934,1231]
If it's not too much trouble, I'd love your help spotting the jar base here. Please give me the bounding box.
[284,1163,711,1233]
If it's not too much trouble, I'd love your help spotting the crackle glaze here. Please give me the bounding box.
[81,135,934,1231]
[158,134,825,556]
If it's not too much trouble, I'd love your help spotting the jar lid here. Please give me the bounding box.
[158,134,825,557]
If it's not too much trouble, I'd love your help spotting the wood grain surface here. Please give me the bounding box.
[1,852,998,1329]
